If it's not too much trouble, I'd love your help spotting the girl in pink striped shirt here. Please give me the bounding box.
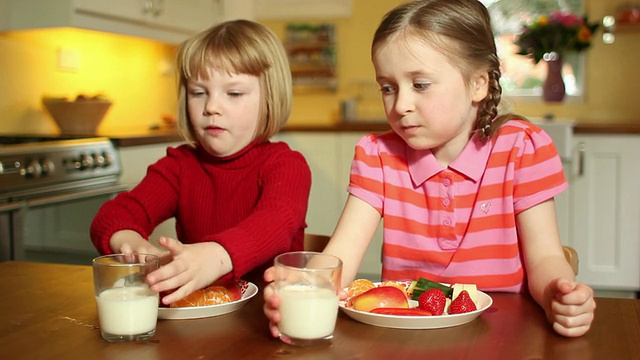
[265,0,595,337]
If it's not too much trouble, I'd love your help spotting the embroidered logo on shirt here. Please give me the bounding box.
[480,202,492,214]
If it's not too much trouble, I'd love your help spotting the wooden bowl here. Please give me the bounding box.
[42,97,112,135]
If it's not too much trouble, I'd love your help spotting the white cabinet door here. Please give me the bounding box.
[118,142,183,242]
[338,132,383,280]
[273,132,343,237]
[569,134,640,291]
[254,0,352,20]
[118,142,183,188]
[74,0,147,23]
[274,131,383,280]
[3,0,224,43]
[75,0,222,35]
[147,0,222,33]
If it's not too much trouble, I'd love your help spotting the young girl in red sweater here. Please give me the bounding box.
[90,20,311,306]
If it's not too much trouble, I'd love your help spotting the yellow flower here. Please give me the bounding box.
[537,16,549,26]
[577,26,592,43]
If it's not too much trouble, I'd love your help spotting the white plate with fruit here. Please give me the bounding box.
[158,280,258,320]
[339,279,492,329]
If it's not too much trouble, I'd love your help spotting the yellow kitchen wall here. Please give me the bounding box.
[262,0,640,126]
[0,28,178,135]
[0,0,638,136]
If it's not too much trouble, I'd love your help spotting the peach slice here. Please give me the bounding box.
[352,286,409,312]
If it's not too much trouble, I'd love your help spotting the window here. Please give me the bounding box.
[481,0,587,101]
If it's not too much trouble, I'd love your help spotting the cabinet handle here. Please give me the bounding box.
[152,0,165,16]
[143,0,154,14]
[577,142,586,177]
[142,0,164,16]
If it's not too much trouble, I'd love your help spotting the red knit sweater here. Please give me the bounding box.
[90,140,311,280]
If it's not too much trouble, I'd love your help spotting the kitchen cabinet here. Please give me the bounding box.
[273,132,344,236]
[75,0,221,33]
[1,0,227,44]
[118,141,183,188]
[118,141,183,242]
[254,0,352,20]
[531,120,575,256]
[568,134,640,295]
[273,131,383,279]
[337,132,384,280]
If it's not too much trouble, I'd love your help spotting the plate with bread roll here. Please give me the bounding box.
[158,279,258,320]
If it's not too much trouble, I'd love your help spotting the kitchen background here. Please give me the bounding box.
[0,0,638,135]
[1,0,638,298]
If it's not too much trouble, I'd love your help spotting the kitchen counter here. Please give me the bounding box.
[105,128,183,147]
[572,123,640,134]
[0,129,183,147]
[97,123,394,147]
[7,122,635,148]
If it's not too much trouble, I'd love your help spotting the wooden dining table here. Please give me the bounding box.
[1,261,638,360]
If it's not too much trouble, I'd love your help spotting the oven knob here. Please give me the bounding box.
[40,158,55,176]
[93,153,106,167]
[80,154,95,169]
[103,152,114,167]
[25,160,43,178]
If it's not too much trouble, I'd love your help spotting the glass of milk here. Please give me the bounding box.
[92,253,160,342]
[275,251,342,346]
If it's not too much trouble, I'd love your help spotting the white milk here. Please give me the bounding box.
[278,284,339,339]
[96,286,159,335]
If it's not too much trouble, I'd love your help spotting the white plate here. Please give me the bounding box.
[339,283,492,329]
[158,281,258,320]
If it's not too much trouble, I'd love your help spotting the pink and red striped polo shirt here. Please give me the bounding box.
[347,120,567,292]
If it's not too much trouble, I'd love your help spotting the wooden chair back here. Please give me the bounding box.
[303,234,331,252]
[563,246,579,275]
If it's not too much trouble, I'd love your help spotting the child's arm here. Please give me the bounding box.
[323,195,382,286]
[518,199,596,337]
[263,194,381,338]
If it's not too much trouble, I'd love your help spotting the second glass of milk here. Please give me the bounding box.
[275,251,342,346]
[92,253,160,342]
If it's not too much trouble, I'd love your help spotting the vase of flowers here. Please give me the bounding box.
[514,11,599,102]
[541,52,565,102]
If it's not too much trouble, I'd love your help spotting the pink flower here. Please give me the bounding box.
[549,11,584,27]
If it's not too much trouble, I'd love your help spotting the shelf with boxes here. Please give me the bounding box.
[285,23,337,92]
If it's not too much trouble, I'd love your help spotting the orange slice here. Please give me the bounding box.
[347,278,376,298]
[380,280,409,296]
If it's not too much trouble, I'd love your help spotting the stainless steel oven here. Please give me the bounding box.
[0,137,127,265]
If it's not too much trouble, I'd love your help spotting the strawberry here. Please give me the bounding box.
[417,288,447,315]
[448,290,477,314]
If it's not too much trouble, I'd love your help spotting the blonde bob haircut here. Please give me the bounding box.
[176,19,292,144]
